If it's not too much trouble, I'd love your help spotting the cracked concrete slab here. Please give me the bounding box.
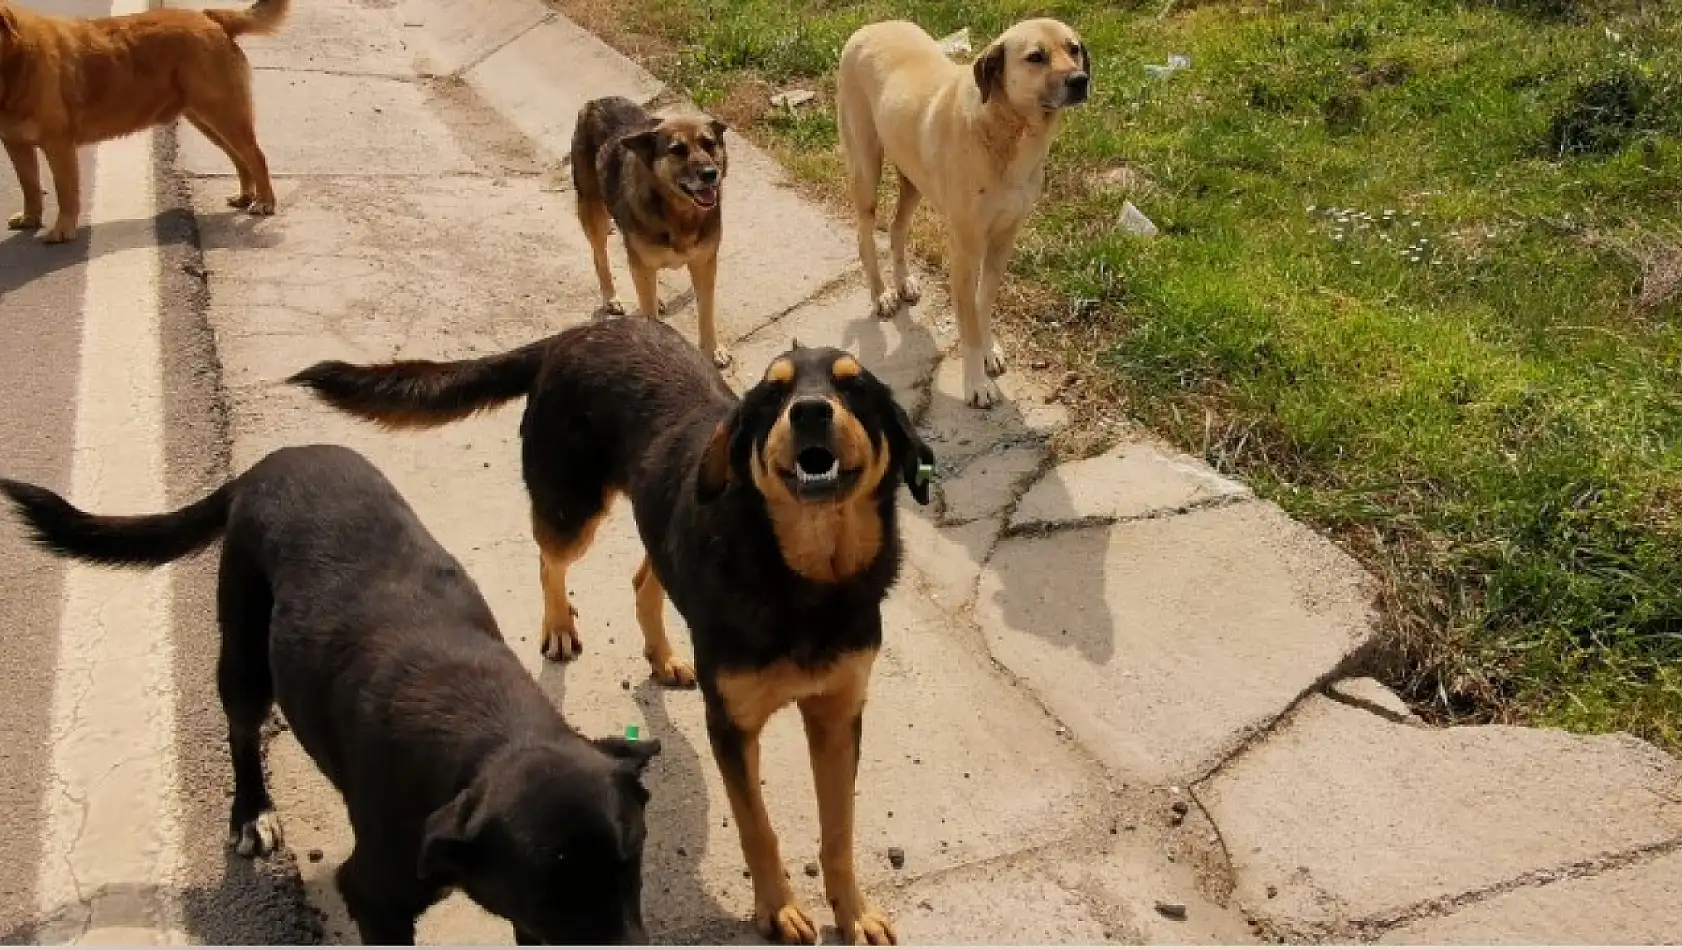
[462,15,662,161]
[397,0,552,77]
[974,502,1377,786]
[1010,441,1251,532]
[918,355,1068,469]
[939,442,1045,525]
[180,71,476,178]
[1201,695,1682,938]
[898,511,998,612]
[1377,848,1682,944]
[1325,676,1419,724]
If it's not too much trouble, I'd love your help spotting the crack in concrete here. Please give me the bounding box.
[1321,681,1422,726]
[446,12,559,78]
[1000,490,1256,540]
[254,64,417,82]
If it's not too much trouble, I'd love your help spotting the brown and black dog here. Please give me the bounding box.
[290,316,934,945]
[0,0,285,243]
[0,444,660,945]
[570,96,734,368]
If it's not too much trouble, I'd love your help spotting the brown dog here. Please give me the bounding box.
[0,0,286,243]
[837,19,1090,408]
[570,96,734,367]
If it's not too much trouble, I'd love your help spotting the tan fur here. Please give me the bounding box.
[837,18,1089,408]
[764,356,796,384]
[533,496,614,662]
[715,650,890,945]
[630,555,697,688]
[750,404,892,585]
[830,354,862,380]
[0,0,287,243]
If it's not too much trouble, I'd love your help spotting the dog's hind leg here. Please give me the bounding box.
[886,170,923,309]
[532,498,612,663]
[839,105,892,319]
[799,650,895,945]
[974,221,1022,379]
[216,548,283,858]
[631,555,697,689]
[3,139,44,230]
[707,683,817,945]
[188,68,276,216]
[185,112,255,211]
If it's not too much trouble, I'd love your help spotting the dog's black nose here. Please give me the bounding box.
[1066,72,1090,97]
[698,166,720,185]
[788,397,833,431]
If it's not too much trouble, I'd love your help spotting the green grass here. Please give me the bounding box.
[582,0,1682,748]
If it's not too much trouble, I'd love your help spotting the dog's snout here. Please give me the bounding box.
[697,165,721,185]
[1066,72,1090,95]
[788,397,833,431]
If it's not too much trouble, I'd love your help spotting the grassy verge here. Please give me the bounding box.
[558,0,1682,749]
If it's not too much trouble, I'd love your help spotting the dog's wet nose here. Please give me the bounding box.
[698,165,721,185]
[788,397,833,432]
[1066,72,1090,98]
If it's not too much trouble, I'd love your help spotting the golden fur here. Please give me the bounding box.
[0,0,286,243]
[836,18,1090,408]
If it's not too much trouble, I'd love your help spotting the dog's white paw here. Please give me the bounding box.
[711,345,733,369]
[541,624,582,662]
[7,211,41,231]
[983,339,1007,377]
[963,360,1002,409]
[40,220,77,243]
[871,290,900,319]
[229,810,284,858]
[897,275,923,306]
[601,297,626,316]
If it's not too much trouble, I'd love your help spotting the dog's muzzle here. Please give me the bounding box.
[1052,72,1091,108]
[682,166,721,210]
[781,398,855,501]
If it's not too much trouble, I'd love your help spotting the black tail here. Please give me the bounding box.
[0,479,233,568]
[288,341,548,430]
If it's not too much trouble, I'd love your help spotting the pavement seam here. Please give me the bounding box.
[1340,835,1682,942]
[997,486,1255,539]
[253,65,416,82]
[1320,682,1424,726]
[446,11,559,78]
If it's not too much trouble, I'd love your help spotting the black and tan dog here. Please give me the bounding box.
[570,96,733,368]
[0,445,660,946]
[289,317,934,945]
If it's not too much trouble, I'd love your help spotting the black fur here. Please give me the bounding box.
[0,445,660,946]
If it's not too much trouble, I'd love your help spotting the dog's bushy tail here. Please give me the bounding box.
[288,341,548,430]
[205,0,291,38]
[0,479,233,568]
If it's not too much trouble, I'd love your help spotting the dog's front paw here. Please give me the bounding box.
[872,290,901,320]
[40,220,77,243]
[228,810,284,858]
[962,359,1002,409]
[648,654,698,690]
[983,340,1007,377]
[710,345,733,369]
[7,211,41,230]
[756,902,818,945]
[540,608,582,662]
[837,906,897,946]
[601,297,626,316]
[897,275,922,306]
[226,193,254,209]
[245,199,275,216]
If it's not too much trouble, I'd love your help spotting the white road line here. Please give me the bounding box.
[32,126,185,944]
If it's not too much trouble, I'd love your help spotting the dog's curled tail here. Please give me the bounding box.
[0,479,233,568]
[288,342,547,431]
[205,0,291,38]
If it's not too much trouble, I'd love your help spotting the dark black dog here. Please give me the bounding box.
[289,316,933,945]
[0,444,660,945]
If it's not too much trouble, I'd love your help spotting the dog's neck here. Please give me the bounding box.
[974,99,1059,181]
[637,183,713,251]
[762,490,887,585]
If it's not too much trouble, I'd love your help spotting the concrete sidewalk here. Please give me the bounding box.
[189,0,1682,940]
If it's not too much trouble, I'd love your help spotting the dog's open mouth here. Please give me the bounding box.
[780,446,855,500]
[683,183,719,210]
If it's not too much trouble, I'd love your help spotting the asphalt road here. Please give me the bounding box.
[0,0,314,942]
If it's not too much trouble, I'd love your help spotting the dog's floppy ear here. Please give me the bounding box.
[621,129,660,165]
[974,41,1007,104]
[593,735,663,774]
[696,406,741,504]
[876,384,935,506]
[419,786,485,882]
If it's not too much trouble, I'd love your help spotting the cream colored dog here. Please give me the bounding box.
[837,18,1090,408]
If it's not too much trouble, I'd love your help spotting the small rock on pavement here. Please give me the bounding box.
[804,862,819,878]
[1118,201,1160,237]
[887,846,906,870]
[770,89,816,109]
[307,848,324,863]
[1155,901,1188,921]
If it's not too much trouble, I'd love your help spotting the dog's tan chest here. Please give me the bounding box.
[627,229,705,270]
[714,649,876,731]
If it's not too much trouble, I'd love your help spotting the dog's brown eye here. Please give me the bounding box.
[698,137,715,152]
[1026,49,1047,64]
[1069,43,1082,56]
[669,141,689,158]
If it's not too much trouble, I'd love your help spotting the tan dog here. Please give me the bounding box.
[838,18,1090,408]
[0,0,287,244]
[571,96,733,367]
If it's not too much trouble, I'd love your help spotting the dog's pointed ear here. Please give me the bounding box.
[621,129,660,165]
[973,41,1006,104]
[709,118,728,141]
[881,389,935,506]
[419,786,485,883]
[696,407,741,504]
[593,735,663,774]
